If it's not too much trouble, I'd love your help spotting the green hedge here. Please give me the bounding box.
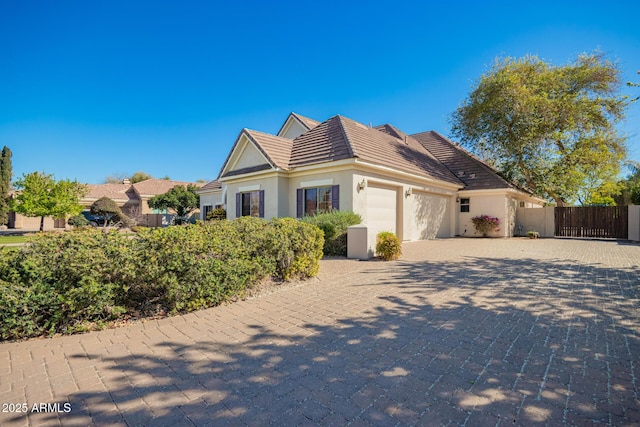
[0,219,324,341]
[300,211,361,256]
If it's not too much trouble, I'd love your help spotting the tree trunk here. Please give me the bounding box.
[40,216,44,232]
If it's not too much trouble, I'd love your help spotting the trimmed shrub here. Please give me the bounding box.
[0,217,325,341]
[376,231,402,261]
[300,211,362,256]
[0,230,129,339]
[206,207,227,221]
[67,214,89,227]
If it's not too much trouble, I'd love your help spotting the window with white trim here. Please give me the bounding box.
[460,198,470,213]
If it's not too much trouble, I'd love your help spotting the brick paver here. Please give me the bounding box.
[1,238,639,426]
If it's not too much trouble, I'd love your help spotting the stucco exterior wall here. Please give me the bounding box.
[351,170,457,242]
[457,194,507,238]
[225,175,282,219]
[515,206,555,238]
[9,213,66,230]
[287,170,355,217]
[199,191,223,220]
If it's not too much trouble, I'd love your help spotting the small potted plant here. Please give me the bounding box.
[527,230,540,239]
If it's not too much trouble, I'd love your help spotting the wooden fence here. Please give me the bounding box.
[554,206,628,239]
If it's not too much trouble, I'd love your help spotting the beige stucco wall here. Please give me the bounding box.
[457,193,506,237]
[287,169,355,218]
[225,175,282,219]
[351,169,457,242]
[458,191,544,238]
[199,190,223,220]
[515,206,555,237]
[9,213,66,230]
[234,142,269,170]
[280,120,308,139]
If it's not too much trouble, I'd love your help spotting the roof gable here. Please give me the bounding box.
[219,129,293,178]
[277,112,321,139]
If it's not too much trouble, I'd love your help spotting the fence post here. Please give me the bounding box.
[629,206,640,241]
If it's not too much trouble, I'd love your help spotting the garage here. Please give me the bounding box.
[366,184,399,237]
[409,191,451,239]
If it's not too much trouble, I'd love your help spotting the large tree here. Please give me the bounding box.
[12,172,86,231]
[0,146,12,225]
[450,53,627,206]
[104,171,154,184]
[148,184,200,224]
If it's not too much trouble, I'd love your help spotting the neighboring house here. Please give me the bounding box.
[200,112,544,254]
[130,179,205,215]
[83,181,139,216]
[9,178,204,230]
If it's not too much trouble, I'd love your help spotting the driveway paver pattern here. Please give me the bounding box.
[1,238,639,426]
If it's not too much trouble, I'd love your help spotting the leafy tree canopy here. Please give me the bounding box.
[12,172,86,231]
[148,184,200,223]
[614,161,640,206]
[91,196,125,228]
[450,52,628,206]
[104,171,154,184]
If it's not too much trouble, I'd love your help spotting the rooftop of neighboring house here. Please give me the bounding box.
[132,179,205,197]
[84,183,136,202]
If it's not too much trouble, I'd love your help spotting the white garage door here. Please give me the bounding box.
[412,192,450,239]
[367,185,398,236]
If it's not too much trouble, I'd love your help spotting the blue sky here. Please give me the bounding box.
[1,1,639,184]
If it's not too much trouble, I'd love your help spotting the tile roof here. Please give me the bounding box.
[84,183,135,201]
[288,116,354,168]
[289,115,462,185]
[244,129,293,170]
[199,180,222,192]
[221,113,527,192]
[411,131,518,191]
[132,179,204,197]
[290,112,320,131]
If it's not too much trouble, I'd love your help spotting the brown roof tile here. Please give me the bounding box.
[288,116,354,168]
[84,183,135,202]
[245,129,293,170]
[411,131,517,191]
[290,112,320,131]
[199,180,222,192]
[132,179,204,197]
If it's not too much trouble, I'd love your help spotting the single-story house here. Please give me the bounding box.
[9,178,204,230]
[200,112,545,254]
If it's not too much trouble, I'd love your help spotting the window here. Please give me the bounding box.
[203,205,213,220]
[297,185,339,217]
[235,190,264,218]
[460,198,470,213]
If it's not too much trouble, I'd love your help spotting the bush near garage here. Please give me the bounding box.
[376,231,402,261]
[300,210,362,256]
[0,219,324,341]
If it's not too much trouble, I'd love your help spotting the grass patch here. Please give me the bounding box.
[0,235,33,245]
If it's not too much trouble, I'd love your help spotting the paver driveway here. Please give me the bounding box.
[1,238,639,426]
